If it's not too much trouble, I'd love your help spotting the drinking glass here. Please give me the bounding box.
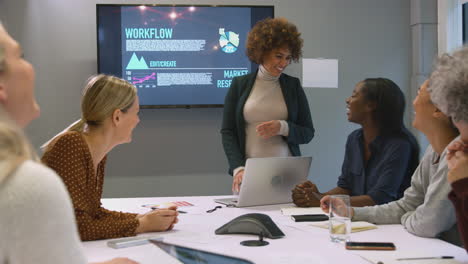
[329,194,351,243]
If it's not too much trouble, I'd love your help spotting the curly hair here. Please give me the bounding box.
[428,46,468,123]
[246,17,303,64]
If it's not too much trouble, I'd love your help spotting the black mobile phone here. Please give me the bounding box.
[345,241,396,251]
[291,214,329,222]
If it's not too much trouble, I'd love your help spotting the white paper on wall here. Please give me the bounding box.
[302,58,338,88]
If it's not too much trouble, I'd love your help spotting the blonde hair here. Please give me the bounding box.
[0,108,38,184]
[42,74,137,149]
[0,22,37,183]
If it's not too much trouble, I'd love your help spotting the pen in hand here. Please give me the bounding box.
[396,256,454,261]
[150,207,186,214]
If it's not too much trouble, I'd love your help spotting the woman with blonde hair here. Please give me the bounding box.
[0,22,136,263]
[42,74,178,241]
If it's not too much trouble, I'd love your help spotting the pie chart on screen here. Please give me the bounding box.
[219,30,239,54]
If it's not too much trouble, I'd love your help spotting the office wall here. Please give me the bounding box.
[0,0,411,198]
[411,0,437,151]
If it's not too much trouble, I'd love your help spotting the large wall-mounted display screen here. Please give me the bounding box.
[97,5,274,108]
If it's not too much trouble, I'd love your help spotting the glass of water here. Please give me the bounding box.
[329,194,351,243]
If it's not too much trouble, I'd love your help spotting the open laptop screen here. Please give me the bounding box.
[215,156,312,207]
[150,239,254,264]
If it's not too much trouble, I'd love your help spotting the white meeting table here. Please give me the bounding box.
[83,196,468,264]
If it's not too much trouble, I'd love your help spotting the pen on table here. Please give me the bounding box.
[396,256,454,261]
[359,254,383,264]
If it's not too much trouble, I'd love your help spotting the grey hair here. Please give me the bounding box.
[428,46,468,123]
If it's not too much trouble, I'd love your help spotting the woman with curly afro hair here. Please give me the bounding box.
[221,17,315,193]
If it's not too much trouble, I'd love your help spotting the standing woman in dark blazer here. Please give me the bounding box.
[221,17,314,193]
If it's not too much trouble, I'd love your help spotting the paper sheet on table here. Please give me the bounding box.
[281,206,325,215]
[302,58,338,88]
[142,201,194,209]
[310,221,377,233]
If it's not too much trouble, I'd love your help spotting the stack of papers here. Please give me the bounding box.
[310,221,377,233]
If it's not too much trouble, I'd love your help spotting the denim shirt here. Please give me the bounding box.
[337,129,414,205]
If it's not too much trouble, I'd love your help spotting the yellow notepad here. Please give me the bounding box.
[310,221,377,233]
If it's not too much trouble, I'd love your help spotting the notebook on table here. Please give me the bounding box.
[215,156,312,207]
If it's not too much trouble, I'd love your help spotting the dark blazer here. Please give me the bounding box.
[221,71,315,175]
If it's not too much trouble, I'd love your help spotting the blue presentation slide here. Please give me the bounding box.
[120,6,252,106]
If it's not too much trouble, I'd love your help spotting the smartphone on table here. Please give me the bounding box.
[291,214,329,222]
[345,241,396,250]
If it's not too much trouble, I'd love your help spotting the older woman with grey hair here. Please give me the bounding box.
[428,45,468,251]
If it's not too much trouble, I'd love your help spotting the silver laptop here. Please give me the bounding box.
[215,156,312,207]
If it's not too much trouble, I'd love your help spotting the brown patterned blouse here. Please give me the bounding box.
[41,131,139,241]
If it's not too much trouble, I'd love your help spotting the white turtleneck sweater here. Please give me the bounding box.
[234,65,291,176]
